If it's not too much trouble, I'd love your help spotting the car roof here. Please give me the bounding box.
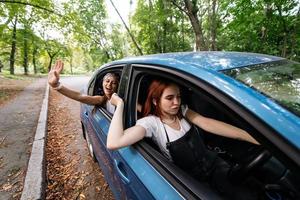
[114,51,284,71]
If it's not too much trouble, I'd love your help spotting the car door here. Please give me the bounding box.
[81,66,131,199]
[82,65,163,200]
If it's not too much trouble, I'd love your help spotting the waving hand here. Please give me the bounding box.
[48,60,64,87]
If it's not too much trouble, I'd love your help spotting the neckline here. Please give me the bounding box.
[164,119,182,131]
[162,116,177,125]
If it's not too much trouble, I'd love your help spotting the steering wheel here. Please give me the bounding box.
[229,148,272,183]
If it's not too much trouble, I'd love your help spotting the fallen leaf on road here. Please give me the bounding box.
[1,183,12,191]
[79,193,86,199]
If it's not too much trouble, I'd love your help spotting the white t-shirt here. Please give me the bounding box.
[105,100,115,114]
[136,105,191,159]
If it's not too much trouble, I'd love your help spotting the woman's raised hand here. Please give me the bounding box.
[110,93,124,107]
[48,60,64,87]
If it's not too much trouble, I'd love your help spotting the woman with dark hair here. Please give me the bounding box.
[107,79,259,199]
[48,60,119,114]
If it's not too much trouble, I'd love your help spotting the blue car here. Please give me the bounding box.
[80,52,300,200]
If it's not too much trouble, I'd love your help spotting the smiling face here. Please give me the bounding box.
[158,84,181,117]
[102,73,118,99]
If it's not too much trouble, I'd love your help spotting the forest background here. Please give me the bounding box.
[0,0,299,75]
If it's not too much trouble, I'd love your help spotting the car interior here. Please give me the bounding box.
[135,74,300,200]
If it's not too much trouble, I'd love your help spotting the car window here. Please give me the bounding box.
[93,70,121,96]
[87,67,123,114]
[129,74,215,199]
[223,60,300,117]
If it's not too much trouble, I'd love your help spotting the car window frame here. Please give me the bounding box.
[126,63,300,198]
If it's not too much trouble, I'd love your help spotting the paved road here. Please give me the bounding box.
[0,78,47,200]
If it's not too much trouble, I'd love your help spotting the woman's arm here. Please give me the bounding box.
[186,108,259,145]
[107,93,146,150]
[56,86,106,105]
[48,60,106,105]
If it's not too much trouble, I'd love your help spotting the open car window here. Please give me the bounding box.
[128,65,300,200]
[87,66,123,116]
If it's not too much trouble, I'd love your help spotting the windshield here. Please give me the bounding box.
[223,60,300,117]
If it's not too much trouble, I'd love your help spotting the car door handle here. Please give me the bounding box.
[114,159,130,184]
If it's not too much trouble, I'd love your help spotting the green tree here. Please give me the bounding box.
[44,39,67,71]
[131,0,193,54]
[219,0,300,60]
[171,0,208,51]
[0,0,56,74]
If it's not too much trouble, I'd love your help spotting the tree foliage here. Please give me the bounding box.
[219,0,300,60]
[0,0,299,75]
[131,0,193,54]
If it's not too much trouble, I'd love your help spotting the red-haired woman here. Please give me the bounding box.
[107,79,259,199]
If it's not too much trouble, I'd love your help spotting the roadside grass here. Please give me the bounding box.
[1,70,45,80]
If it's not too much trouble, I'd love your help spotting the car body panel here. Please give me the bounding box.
[114,147,184,200]
[81,105,126,199]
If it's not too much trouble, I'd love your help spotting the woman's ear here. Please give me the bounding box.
[152,99,157,106]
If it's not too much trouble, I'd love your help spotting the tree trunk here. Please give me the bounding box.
[172,0,207,51]
[48,57,53,72]
[276,3,288,57]
[9,16,17,75]
[23,27,29,75]
[47,51,58,71]
[186,12,205,50]
[210,0,217,50]
[109,0,143,55]
[32,46,37,74]
[181,13,185,51]
[70,56,73,74]
[0,60,3,72]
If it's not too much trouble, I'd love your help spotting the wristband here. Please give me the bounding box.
[52,82,63,90]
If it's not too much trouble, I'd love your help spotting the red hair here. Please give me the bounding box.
[142,79,181,119]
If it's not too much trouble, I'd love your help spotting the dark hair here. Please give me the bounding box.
[103,73,120,84]
[142,79,182,119]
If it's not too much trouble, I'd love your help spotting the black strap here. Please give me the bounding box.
[162,121,170,143]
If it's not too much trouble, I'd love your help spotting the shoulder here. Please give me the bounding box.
[136,115,161,136]
[136,115,161,130]
[136,115,159,125]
